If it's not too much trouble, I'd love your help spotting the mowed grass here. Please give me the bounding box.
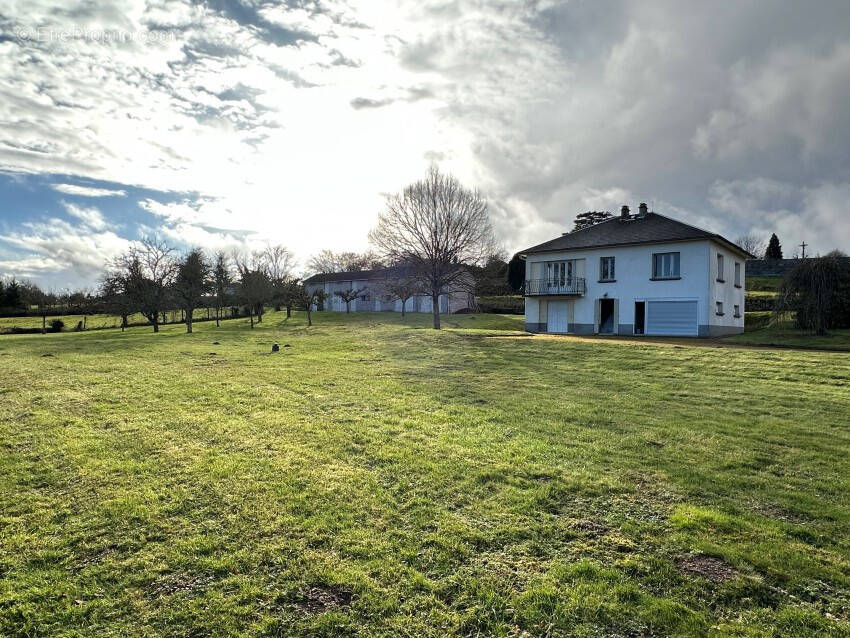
[726,319,850,351]
[0,309,224,332]
[1,312,848,637]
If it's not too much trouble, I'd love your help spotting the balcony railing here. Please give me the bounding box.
[524,277,586,296]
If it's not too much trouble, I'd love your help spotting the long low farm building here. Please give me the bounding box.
[303,267,475,314]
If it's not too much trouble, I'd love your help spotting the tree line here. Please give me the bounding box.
[0,277,99,317]
[98,240,331,333]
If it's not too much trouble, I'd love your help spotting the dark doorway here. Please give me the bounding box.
[634,301,645,334]
[600,298,615,334]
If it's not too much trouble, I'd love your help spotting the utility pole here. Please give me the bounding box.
[800,241,808,259]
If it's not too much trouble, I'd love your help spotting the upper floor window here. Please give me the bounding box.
[652,252,680,279]
[545,260,575,286]
[600,256,615,281]
[717,254,725,282]
[734,262,742,287]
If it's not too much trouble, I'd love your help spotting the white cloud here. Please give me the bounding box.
[51,183,127,197]
[0,217,132,288]
[63,202,108,230]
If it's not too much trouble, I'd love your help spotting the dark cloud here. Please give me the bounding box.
[350,97,394,110]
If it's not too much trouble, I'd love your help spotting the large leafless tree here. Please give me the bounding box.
[369,165,494,329]
[111,238,177,332]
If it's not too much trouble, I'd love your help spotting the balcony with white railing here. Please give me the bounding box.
[524,278,586,296]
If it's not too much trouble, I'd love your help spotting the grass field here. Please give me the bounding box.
[0,308,225,332]
[746,277,783,292]
[725,321,850,350]
[1,312,848,637]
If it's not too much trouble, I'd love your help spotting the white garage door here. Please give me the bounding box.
[647,301,698,336]
[547,301,569,333]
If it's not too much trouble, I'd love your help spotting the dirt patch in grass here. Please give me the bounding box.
[296,585,354,614]
[149,573,214,597]
[676,555,737,583]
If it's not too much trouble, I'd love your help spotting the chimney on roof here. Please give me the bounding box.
[620,205,630,219]
[638,202,648,217]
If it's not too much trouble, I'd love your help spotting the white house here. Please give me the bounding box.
[518,204,752,337]
[303,266,475,314]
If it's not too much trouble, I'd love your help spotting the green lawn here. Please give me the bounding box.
[0,308,225,332]
[726,321,850,350]
[746,276,783,292]
[1,312,848,637]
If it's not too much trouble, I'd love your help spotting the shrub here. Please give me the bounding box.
[776,251,850,334]
[745,312,771,331]
[477,296,524,314]
[49,319,64,333]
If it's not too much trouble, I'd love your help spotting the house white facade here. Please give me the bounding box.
[303,267,475,314]
[520,205,751,337]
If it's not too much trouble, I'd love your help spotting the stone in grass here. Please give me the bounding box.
[271,343,280,353]
[284,343,291,348]
[212,341,220,345]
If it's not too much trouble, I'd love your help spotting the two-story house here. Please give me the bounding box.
[518,204,752,337]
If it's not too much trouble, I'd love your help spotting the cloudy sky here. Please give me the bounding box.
[1,0,849,289]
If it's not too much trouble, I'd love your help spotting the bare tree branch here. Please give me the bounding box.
[369,165,494,328]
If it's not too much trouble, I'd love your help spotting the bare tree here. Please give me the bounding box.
[735,234,766,258]
[100,272,136,331]
[212,252,231,327]
[301,285,327,326]
[369,165,494,329]
[384,275,420,317]
[263,245,295,283]
[173,248,212,334]
[262,245,296,313]
[307,250,384,274]
[334,287,367,313]
[234,253,272,328]
[112,238,177,332]
[279,278,302,318]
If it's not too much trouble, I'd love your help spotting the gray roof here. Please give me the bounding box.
[519,212,753,258]
[303,265,410,285]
